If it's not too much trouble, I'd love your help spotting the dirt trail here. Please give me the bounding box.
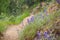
[3,15,34,40]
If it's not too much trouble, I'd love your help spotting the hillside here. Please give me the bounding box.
[0,0,60,40]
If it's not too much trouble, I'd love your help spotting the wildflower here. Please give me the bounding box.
[27,16,34,24]
[36,30,43,40]
[37,31,41,38]
[30,16,34,22]
[43,29,50,38]
[44,31,49,38]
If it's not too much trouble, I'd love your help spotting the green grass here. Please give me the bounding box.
[0,20,9,32]
[15,10,30,24]
[0,10,30,32]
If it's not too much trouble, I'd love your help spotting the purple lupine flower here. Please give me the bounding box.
[43,31,53,40]
[36,31,41,39]
[44,31,50,38]
[30,16,34,22]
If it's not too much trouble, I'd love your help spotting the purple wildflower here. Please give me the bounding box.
[43,30,54,40]
[27,19,30,24]
[27,16,34,24]
[36,31,41,39]
[30,16,34,22]
[44,31,50,38]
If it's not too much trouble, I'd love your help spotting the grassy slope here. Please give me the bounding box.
[19,10,60,40]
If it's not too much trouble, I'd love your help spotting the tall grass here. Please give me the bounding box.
[15,10,30,24]
[0,17,10,32]
[19,10,60,40]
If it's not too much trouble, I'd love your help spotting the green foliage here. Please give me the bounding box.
[0,0,25,16]
[0,25,6,32]
[8,0,24,16]
[0,0,10,14]
[0,0,53,16]
[15,10,30,24]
